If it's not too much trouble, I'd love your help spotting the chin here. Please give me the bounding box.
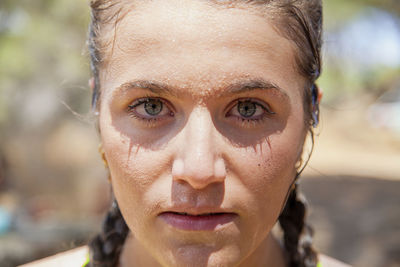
[166,244,241,267]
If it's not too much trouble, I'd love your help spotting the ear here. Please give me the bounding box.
[317,86,323,105]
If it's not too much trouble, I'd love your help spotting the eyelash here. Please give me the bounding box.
[126,97,275,127]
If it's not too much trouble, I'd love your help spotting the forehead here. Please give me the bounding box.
[116,1,272,51]
[100,0,304,98]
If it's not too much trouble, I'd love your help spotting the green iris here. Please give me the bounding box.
[237,101,257,117]
[144,99,163,115]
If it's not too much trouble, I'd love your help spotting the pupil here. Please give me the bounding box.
[144,99,163,115]
[238,101,256,117]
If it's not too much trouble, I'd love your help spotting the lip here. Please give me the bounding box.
[159,211,237,231]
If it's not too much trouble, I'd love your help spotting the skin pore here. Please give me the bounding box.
[97,0,309,266]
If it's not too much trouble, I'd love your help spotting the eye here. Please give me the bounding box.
[226,99,275,122]
[127,97,174,120]
[143,99,163,115]
[237,101,257,117]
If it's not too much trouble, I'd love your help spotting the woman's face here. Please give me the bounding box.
[99,0,307,266]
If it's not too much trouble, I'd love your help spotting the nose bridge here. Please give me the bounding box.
[185,106,213,159]
[173,106,225,189]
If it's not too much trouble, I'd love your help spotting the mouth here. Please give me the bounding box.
[159,211,237,231]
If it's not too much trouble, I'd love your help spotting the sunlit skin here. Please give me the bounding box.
[98,0,308,266]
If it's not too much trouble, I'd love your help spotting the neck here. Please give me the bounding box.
[119,232,287,267]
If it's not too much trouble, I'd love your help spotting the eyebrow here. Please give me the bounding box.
[223,79,289,99]
[116,80,179,97]
[115,78,289,99]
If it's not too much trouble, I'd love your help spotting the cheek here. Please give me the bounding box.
[99,112,172,230]
[232,144,296,205]
[107,144,173,234]
[227,123,304,222]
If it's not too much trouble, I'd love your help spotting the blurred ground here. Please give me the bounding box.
[301,104,400,267]
[301,175,399,267]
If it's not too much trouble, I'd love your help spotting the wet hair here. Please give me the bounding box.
[85,1,322,266]
[88,200,129,267]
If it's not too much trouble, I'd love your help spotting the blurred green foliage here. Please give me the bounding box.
[0,0,94,202]
[324,0,399,26]
[0,0,90,129]
[322,0,400,102]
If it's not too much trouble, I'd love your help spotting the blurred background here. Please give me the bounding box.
[0,0,399,266]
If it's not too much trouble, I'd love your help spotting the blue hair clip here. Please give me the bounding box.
[311,84,319,128]
[314,69,320,79]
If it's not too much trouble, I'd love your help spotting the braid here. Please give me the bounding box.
[86,200,129,267]
[279,185,318,267]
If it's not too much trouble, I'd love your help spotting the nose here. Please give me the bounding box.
[172,107,226,189]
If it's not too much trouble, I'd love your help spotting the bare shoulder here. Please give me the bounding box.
[320,254,352,267]
[18,246,88,267]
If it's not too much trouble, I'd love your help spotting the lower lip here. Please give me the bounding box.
[159,212,237,231]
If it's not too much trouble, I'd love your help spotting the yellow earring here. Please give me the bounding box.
[295,156,304,171]
[98,143,108,168]
[99,144,112,183]
[290,181,297,192]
